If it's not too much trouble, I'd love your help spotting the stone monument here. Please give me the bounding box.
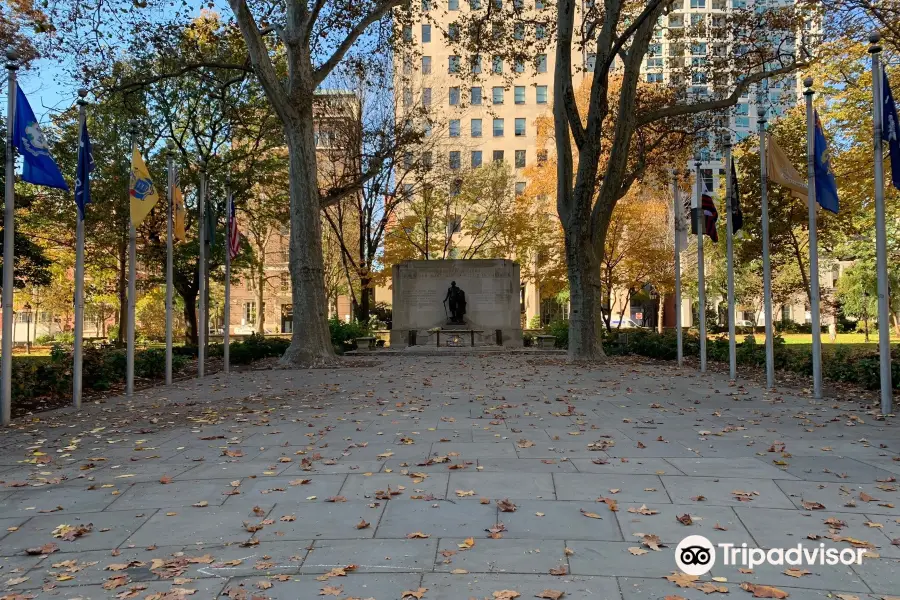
[390,259,523,347]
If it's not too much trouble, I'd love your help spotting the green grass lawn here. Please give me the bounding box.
[760,332,899,355]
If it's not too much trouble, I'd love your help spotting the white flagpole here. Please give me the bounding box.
[724,136,737,381]
[758,104,776,389]
[224,182,231,375]
[869,33,893,414]
[198,159,206,378]
[673,169,683,367]
[165,141,175,385]
[73,89,88,409]
[127,123,138,397]
[695,157,707,373]
[1,48,18,426]
[803,77,824,399]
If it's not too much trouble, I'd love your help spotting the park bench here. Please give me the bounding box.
[536,334,557,349]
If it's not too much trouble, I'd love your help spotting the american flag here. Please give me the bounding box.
[228,196,241,260]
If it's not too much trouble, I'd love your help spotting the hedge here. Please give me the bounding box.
[606,328,900,390]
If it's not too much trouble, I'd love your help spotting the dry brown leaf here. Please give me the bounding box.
[664,572,699,588]
[319,585,342,596]
[458,537,475,549]
[406,532,430,539]
[450,568,468,574]
[580,509,603,519]
[628,505,659,515]
[255,581,273,590]
[628,547,649,555]
[159,475,173,484]
[356,519,370,530]
[739,582,789,598]
[783,568,810,578]
[549,565,567,576]
[676,514,693,526]
[192,501,209,508]
[536,591,564,600]
[801,500,825,510]
[694,582,728,594]
[497,499,517,512]
[401,588,427,599]
[102,575,129,590]
[492,592,520,600]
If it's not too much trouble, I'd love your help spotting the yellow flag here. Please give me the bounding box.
[173,184,186,241]
[129,148,159,227]
[766,134,807,201]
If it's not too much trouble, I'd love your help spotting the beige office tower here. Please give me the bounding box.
[394,0,810,328]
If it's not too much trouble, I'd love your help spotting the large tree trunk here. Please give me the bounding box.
[564,228,604,360]
[182,289,198,347]
[357,275,372,323]
[658,294,666,334]
[281,112,336,366]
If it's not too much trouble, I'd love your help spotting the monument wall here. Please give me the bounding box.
[390,259,523,347]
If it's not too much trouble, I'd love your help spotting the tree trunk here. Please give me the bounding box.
[257,270,266,334]
[564,228,604,360]
[357,275,372,323]
[658,293,666,334]
[281,113,336,366]
[183,289,198,347]
[116,239,126,346]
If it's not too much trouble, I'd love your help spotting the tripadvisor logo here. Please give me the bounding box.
[675,535,867,576]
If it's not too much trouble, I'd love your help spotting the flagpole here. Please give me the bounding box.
[724,135,737,381]
[673,169,683,367]
[73,89,88,409]
[758,104,776,390]
[224,181,232,375]
[803,78,824,399]
[165,140,175,385]
[198,159,206,378]
[127,122,138,397]
[870,33,893,414]
[1,48,18,426]
[695,157,707,372]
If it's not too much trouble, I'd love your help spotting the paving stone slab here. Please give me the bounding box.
[711,552,871,592]
[18,544,177,588]
[553,473,669,503]
[775,479,900,516]
[664,457,799,479]
[475,458,579,472]
[339,472,449,501]
[617,575,846,600]
[423,573,622,599]
[81,463,201,486]
[566,540,680,577]
[604,439,700,458]
[0,486,120,516]
[122,505,269,547]
[223,474,346,505]
[1,508,155,556]
[376,499,497,539]
[173,461,293,480]
[661,476,797,508]
[216,573,422,598]
[428,442,519,459]
[163,445,266,463]
[569,457,674,475]
[433,538,568,574]
[107,479,236,510]
[853,455,900,475]
[27,579,229,600]
[514,441,611,459]
[252,501,385,542]
[850,557,900,594]
[447,472,555,500]
[300,539,436,574]
[615,502,753,546]
[496,500,622,541]
[775,455,898,483]
[0,516,31,542]
[183,542,309,579]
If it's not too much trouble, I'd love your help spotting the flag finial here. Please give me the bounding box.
[6,47,18,63]
[77,88,88,106]
[869,32,882,53]
[803,76,814,89]
[166,139,176,154]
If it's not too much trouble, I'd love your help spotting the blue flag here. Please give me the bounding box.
[883,71,900,191]
[75,119,95,220]
[12,88,69,191]
[813,110,839,214]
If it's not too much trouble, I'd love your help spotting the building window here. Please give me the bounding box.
[536,25,546,39]
[470,0,481,7]
[422,24,431,42]
[585,53,596,72]
[449,0,459,9]
[536,54,547,73]
[448,23,460,41]
[515,149,526,168]
[471,150,482,168]
[403,56,412,74]
[492,86,504,104]
[403,87,412,107]
[492,0,501,8]
[471,86,482,105]
[514,86,525,104]
[535,0,544,7]
[493,118,504,137]
[423,88,432,106]
[402,25,412,42]
[514,59,525,73]
[449,151,461,170]
[690,0,705,7]
[493,150,504,162]
[536,85,548,104]
[422,56,431,74]
[243,301,257,324]
[515,181,526,196]
[735,116,750,128]
[646,72,663,83]
[471,118,483,137]
[423,151,433,168]
[447,214,462,235]
[691,13,703,26]
[514,23,524,40]
[449,87,460,105]
[449,55,460,73]
[492,56,503,74]
[449,119,460,137]
[422,0,431,10]
[280,273,289,292]
[515,118,526,136]
[471,54,482,73]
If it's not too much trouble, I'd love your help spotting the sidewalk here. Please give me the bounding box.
[0,355,897,599]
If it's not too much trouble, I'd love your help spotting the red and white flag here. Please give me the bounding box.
[228,196,241,260]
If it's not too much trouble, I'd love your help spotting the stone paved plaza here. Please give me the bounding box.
[1,354,899,599]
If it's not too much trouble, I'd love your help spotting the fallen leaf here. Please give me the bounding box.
[25,542,58,555]
[549,565,567,576]
[536,591,564,600]
[356,519,370,530]
[5,577,29,586]
[783,568,811,578]
[458,537,475,550]
[676,514,693,526]
[580,509,603,519]
[319,585,342,596]
[628,505,659,515]
[801,500,825,510]
[739,582,789,598]
[102,575,129,590]
[450,568,468,574]
[401,588,427,599]
[159,475,172,484]
[406,532,430,539]
[497,499,517,512]
[192,501,209,508]
[665,572,699,588]
[628,547,649,555]
[492,592,520,600]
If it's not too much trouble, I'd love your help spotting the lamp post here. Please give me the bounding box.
[22,303,32,355]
